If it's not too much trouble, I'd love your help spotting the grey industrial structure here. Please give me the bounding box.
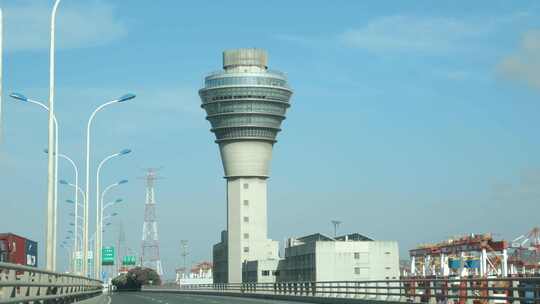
[200,49,292,283]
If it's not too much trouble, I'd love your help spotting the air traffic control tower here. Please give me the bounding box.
[199,49,293,283]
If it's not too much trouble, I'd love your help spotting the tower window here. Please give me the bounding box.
[354,267,361,275]
[243,183,249,189]
[244,233,249,239]
[243,217,249,223]
[243,200,249,206]
[243,247,249,253]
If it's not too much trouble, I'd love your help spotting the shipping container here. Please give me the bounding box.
[466,259,480,269]
[0,240,7,262]
[25,239,38,267]
[448,258,461,269]
[0,233,38,267]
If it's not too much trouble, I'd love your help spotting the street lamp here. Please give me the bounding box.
[10,92,60,271]
[102,213,118,222]
[101,200,122,247]
[84,93,135,277]
[48,151,81,274]
[103,198,123,211]
[100,180,127,218]
[10,0,63,271]
[46,0,62,271]
[66,202,84,222]
[60,180,85,207]
[95,149,131,278]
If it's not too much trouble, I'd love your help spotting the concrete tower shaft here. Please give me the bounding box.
[200,49,292,283]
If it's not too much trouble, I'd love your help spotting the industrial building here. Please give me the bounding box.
[212,231,228,283]
[409,233,509,278]
[242,233,400,283]
[199,48,293,283]
[176,261,213,286]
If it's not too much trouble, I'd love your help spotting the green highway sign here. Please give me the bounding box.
[122,255,137,266]
[102,247,115,266]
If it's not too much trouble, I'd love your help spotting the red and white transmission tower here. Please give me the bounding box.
[140,168,163,276]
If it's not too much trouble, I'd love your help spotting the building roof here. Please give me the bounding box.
[297,233,335,243]
[296,232,374,243]
[336,233,373,241]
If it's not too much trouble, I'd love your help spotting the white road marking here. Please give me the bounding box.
[106,295,112,304]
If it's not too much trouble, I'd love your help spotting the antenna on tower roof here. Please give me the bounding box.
[331,220,342,238]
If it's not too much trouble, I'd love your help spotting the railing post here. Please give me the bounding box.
[484,278,490,304]
[358,282,364,299]
[467,279,476,304]
[383,280,389,302]
[396,280,404,303]
[428,279,436,304]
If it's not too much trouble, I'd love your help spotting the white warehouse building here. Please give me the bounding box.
[243,233,401,283]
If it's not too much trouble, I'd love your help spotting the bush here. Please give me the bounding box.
[112,267,161,291]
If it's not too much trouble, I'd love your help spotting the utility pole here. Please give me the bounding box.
[180,240,188,278]
[331,220,342,237]
[116,222,126,276]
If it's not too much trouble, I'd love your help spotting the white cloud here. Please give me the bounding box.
[497,29,540,90]
[492,168,540,202]
[339,15,491,53]
[2,0,127,51]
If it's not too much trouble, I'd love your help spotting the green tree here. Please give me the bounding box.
[112,267,161,291]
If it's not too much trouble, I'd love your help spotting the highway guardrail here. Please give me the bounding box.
[144,277,540,304]
[0,262,102,304]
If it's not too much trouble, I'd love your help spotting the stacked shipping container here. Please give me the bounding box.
[0,233,38,267]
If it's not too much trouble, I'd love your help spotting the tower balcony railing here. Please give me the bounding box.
[204,69,289,82]
[142,277,540,304]
[0,262,103,303]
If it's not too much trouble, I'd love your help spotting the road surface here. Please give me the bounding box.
[110,292,314,304]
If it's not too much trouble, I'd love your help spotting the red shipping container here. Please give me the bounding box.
[0,233,28,266]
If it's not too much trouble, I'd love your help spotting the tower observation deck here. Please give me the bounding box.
[199,48,293,178]
[200,49,292,283]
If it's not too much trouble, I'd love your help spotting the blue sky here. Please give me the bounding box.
[0,0,539,278]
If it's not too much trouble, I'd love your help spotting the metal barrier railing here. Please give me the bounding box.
[146,277,540,304]
[0,262,103,304]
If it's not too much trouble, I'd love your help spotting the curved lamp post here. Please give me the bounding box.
[84,93,135,278]
[101,180,127,212]
[46,0,62,271]
[60,180,85,206]
[10,92,60,271]
[94,149,131,278]
[101,198,123,256]
[103,198,123,211]
[48,151,81,274]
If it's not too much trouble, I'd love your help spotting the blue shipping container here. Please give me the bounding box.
[25,239,38,267]
[448,259,461,269]
[466,259,480,269]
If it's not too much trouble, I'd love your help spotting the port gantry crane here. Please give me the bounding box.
[509,227,540,275]
[409,233,509,278]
